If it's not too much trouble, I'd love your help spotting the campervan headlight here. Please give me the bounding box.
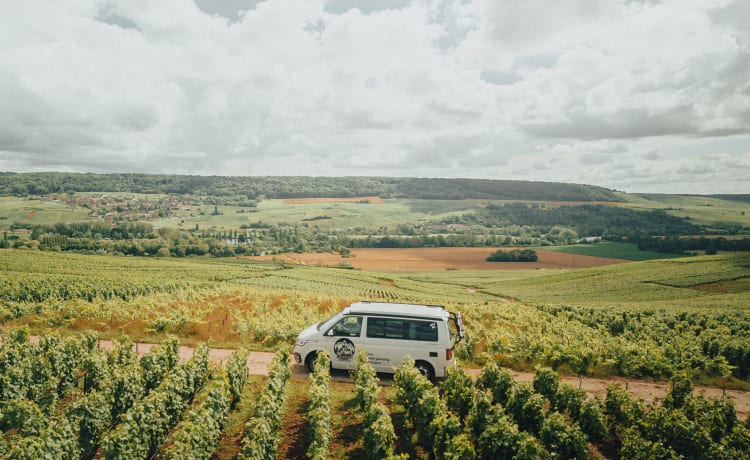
[296,338,315,347]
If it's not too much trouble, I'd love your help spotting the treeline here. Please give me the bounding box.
[637,235,750,254]
[451,203,706,237]
[3,222,535,257]
[4,215,747,259]
[0,172,620,202]
[5,222,309,257]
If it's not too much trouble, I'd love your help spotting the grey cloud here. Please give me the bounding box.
[1,149,138,173]
[405,134,490,169]
[0,73,102,155]
[339,109,398,130]
[482,0,616,49]
[578,153,612,166]
[480,69,519,86]
[429,0,477,51]
[710,1,750,38]
[111,104,159,131]
[2,0,749,193]
[325,0,411,15]
[532,161,553,171]
[641,151,660,161]
[520,105,700,140]
[193,0,262,22]
[480,53,559,85]
[96,3,140,30]
[514,54,558,70]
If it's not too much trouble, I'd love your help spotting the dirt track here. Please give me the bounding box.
[88,338,749,420]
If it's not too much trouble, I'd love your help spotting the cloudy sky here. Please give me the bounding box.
[1,0,749,193]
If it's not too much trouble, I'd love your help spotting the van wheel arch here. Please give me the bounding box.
[414,360,435,381]
[305,351,321,373]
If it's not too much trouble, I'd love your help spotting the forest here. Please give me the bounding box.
[0,172,620,202]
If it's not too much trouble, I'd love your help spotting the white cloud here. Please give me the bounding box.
[0,0,748,193]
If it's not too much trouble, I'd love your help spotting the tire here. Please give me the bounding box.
[305,352,319,373]
[415,361,435,381]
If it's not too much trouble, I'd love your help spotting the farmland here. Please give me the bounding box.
[246,247,628,271]
[2,249,749,383]
[1,327,748,459]
[4,192,749,236]
[543,242,686,261]
[1,249,750,458]
[620,192,750,230]
[2,174,750,458]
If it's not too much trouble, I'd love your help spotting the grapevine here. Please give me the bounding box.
[307,351,331,460]
[237,351,291,460]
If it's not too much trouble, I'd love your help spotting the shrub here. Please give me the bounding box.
[579,397,608,443]
[533,367,560,405]
[486,249,538,262]
[441,366,474,422]
[476,362,514,406]
[540,412,589,460]
[555,384,586,419]
[508,383,545,435]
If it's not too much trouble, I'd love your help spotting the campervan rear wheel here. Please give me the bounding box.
[414,361,435,381]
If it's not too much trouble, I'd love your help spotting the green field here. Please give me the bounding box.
[542,242,684,261]
[468,253,750,308]
[0,196,90,229]
[0,195,488,231]
[4,192,749,233]
[619,192,750,230]
[155,198,482,230]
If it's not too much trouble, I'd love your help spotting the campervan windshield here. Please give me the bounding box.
[317,311,344,332]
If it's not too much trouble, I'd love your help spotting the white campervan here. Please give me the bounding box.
[293,301,464,379]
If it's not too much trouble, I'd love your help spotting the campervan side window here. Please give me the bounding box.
[366,317,438,342]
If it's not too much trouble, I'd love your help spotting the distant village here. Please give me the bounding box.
[44,194,203,223]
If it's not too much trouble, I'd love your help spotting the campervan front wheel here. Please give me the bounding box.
[414,360,435,381]
[305,352,320,373]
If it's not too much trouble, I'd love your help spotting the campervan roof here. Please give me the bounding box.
[343,301,447,320]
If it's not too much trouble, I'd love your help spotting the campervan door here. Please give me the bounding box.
[322,313,364,370]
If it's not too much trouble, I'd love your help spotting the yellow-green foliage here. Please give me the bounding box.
[472,253,750,308]
[1,249,749,383]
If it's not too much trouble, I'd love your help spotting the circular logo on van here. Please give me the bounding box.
[333,338,355,361]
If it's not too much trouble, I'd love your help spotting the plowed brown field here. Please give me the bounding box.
[246,247,627,270]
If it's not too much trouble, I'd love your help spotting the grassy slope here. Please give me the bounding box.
[3,249,749,311]
[467,253,750,308]
[0,196,90,229]
[542,242,684,261]
[3,192,749,234]
[618,192,750,230]
[153,198,482,230]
